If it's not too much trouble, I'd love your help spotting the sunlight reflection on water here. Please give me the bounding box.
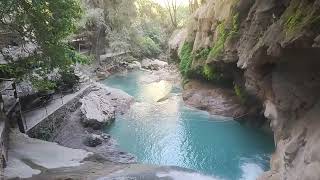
[141,80,172,102]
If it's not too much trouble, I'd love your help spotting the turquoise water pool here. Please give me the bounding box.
[102,71,274,180]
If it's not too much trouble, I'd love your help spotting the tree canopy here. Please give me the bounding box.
[0,0,193,90]
[0,0,86,90]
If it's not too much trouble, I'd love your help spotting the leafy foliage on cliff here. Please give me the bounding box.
[179,42,221,81]
[202,64,217,81]
[283,1,320,38]
[178,14,239,81]
[234,84,247,104]
[179,42,193,76]
[209,22,228,59]
[195,48,211,60]
[209,14,239,60]
[136,36,162,57]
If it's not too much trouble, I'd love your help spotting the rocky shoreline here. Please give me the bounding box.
[5,57,272,179]
[5,59,199,179]
[4,82,137,179]
[183,79,247,118]
[182,79,270,130]
[26,82,136,165]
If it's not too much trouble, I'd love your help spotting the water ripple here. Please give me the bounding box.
[103,71,275,180]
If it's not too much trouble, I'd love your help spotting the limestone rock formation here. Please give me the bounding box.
[183,80,247,118]
[27,83,136,164]
[171,0,320,179]
[168,28,188,61]
[80,83,134,129]
[141,58,168,70]
[127,61,142,70]
[4,130,92,179]
[80,91,115,129]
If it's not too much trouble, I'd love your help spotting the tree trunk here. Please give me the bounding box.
[166,0,178,28]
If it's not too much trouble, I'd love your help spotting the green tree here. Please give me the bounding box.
[0,0,85,90]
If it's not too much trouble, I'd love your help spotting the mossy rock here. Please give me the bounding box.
[179,42,194,77]
[282,0,320,39]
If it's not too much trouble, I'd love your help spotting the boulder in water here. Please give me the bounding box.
[80,89,115,129]
[80,83,134,129]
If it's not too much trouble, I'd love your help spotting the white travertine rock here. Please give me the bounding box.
[127,61,141,70]
[80,89,115,129]
[141,58,168,70]
[4,130,91,179]
[80,83,134,129]
[168,28,187,52]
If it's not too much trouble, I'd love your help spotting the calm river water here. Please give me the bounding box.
[102,71,274,180]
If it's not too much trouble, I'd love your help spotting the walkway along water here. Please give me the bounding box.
[22,85,91,132]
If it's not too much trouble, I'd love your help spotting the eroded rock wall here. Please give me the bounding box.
[171,0,320,179]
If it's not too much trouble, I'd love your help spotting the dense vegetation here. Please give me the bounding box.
[0,0,86,91]
[80,0,190,60]
[179,42,193,76]
[177,9,241,81]
[0,0,191,91]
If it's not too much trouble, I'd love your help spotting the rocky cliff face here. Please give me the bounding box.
[170,0,320,179]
